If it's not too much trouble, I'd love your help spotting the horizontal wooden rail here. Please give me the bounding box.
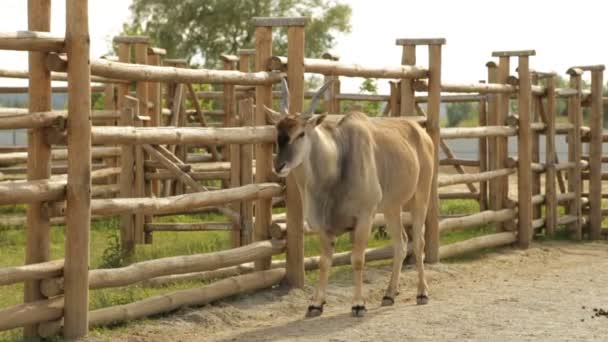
[440,158,480,167]
[0,67,129,84]
[0,179,65,204]
[0,111,65,129]
[438,168,515,187]
[91,126,276,145]
[269,56,428,79]
[144,222,232,232]
[91,182,281,216]
[439,209,516,233]
[0,297,63,332]
[145,170,230,181]
[39,269,285,337]
[0,147,120,167]
[0,85,106,94]
[439,232,517,259]
[0,31,64,52]
[47,54,283,85]
[0,259,64,286]
[440,126,517,139]
[40,240,284,297]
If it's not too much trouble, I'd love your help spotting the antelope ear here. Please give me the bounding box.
[305,114,327,127]
[264,105,283,124]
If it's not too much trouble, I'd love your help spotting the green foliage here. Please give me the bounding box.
[100,232,125,268]
[446,102,474,127]
[340,78,381,115]
[125,0,352,68]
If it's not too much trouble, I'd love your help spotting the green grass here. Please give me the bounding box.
[0,198,522,339]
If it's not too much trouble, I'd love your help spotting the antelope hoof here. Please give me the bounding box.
[305,304,325,318]
[351,305,367,317]
[416,294,429,305]
[381,296,395,306]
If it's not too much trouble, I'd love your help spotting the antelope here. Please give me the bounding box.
[265,79,435,318]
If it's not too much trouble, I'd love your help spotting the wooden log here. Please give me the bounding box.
[143,264,256,287]
[91,126,276,145]
[438,168,515,187]
[517,55,533,248]
[413,79,516,94]
[0,297,63,332]
[0,146,119,166]
[40,240,285,297]
[496,57,510,232]
[425,43,443,263]
[0,259,63,286]
[284,25,307,288]
[134,117,146,244]
[544,75,557,237]
[566,69,583,240]
[239,99,255,245]
[439,232,517,259]
[478,90,488,210]
[24,2,53,338]
[439,209,516,233]
[269,55,428,79]
[254,26,274,271]
[145,170,230,181]
[400,45,416,116]
[90,183,282,216]
[145,222,232,232]
[0,179,65,204]
[439,158,480,167]
[40,269,285,336]
[0,111,65,129]
[119,102,136,255]
[0,67,128,84]
[64,0,92,337]
[440,126,516,139]
[86,58,282,85]
[439,192,481,200]
[0,31,64,52]
[588,68,604,240]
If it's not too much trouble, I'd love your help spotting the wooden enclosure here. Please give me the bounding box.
[0,8,606,340]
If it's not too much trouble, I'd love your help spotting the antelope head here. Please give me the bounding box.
[265,78,333,177]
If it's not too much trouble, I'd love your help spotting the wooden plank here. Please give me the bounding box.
[63,0,92,337]
[119,101,136,255]
[478,91,488,210]
[239,99,255,245]
[496,57,510,231]
[145,222,232,232]
[400,45,416,116]
[24,2,53,338]
[285,25,306,287]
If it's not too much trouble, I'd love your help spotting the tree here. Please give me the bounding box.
[124,0,351,68]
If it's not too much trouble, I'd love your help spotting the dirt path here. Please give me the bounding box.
[92,241,608,342]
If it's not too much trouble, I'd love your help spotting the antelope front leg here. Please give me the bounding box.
[307,232,335,318]
[350,218,372,317]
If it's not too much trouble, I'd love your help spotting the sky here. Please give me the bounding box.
[1,0,606,92]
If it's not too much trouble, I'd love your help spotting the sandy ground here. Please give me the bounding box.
[92,241,608,342]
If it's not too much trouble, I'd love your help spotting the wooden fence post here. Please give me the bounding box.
[285,21,307,287]
[238,49,255,246]
[147,47,165,200]
[515,52,535,248]
[389,81,400,117]
[478,83,488,211]
[24,0,52,338]
[567,68,583,240]
[531,73,542,224]
[545,74,558,237]
[425,39,445,263]
[252,19,275,271]
[496,55,510,230]
[134,40,149,245]
[64,0,92,337]
[397,42,416,116]
[588,66,605,240]
[120,98,137,256]
[321,52,339,113]
[486,62,500,225]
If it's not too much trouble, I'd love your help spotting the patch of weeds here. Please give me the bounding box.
[100,232,125,268]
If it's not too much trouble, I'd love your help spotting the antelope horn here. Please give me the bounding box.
[280,77,290,114]
[302,80,334,117]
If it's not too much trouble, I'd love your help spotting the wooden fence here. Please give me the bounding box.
[0,9,605,340]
